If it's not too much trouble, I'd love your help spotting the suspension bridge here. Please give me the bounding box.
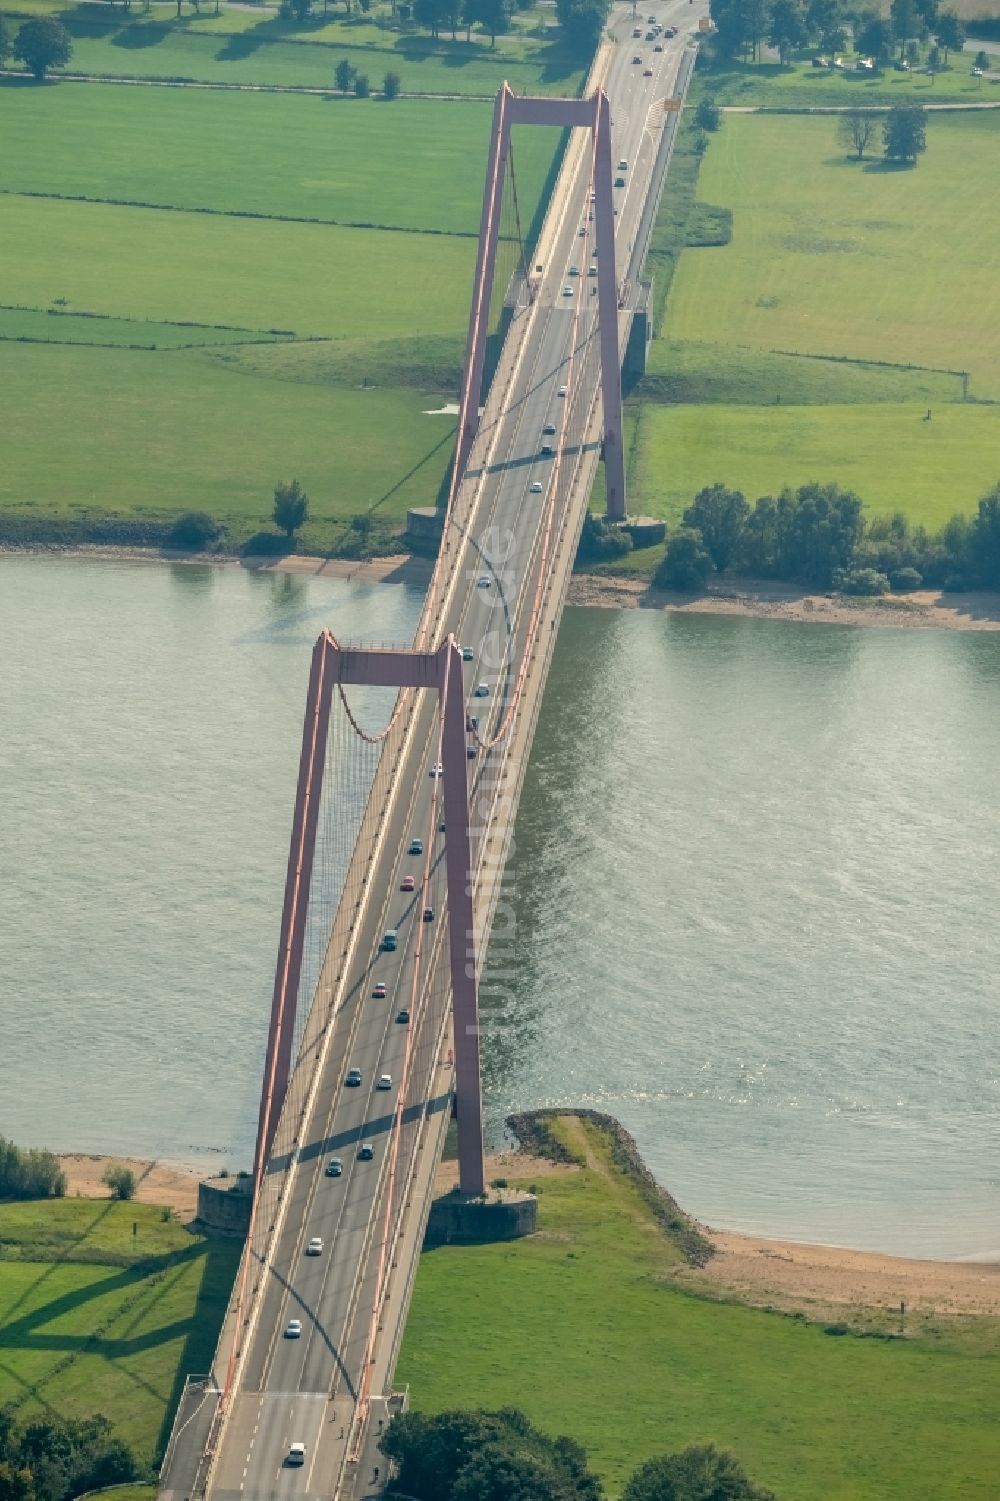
[159,5,701,1497]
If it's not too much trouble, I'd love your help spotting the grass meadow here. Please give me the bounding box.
[0,85,558,235]
[398,1116,999,1501]
[3,0,586,95]
[692,54,994,107]
[631,402,1000,529]
[0,1198,240,1463]
[663,113,1000,400]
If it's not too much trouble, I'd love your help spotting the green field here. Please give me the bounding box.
[398,1116,999,1500]
[0,342,456,547]
[0,1198,240,1462]
[662,113,1000,400]
[2,0,585,95]
[693,53,994,106]
[631,402,1000,528]
[0,85,559,235]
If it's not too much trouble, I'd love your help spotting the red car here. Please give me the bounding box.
[401,874,416,892]
[372,982,387,999]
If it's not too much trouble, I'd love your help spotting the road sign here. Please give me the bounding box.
[663,97,682,111]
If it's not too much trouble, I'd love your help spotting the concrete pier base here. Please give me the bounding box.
[196,1174,252,1236]
[623,515,666,548]
[424,1188,537,1247]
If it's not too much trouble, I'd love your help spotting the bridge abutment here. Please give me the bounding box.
[424,1188,537,1247]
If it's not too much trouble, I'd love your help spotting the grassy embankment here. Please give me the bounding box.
[398,1112,999,1501]
[0,77,563,551]
[0,1197,240,1467]
[2,0,585,97]
[613,109,1000,572]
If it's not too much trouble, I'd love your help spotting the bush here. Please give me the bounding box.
[654,527,713,592]
[165,510,220,551]
[836,567,890,596]
[0,1136,66,1200]
[354,73,371,98]
[890,566,923,592]
[695,97,721,131]
[383,70,401,99]
[102,1163,137,1201]
[574,512,633,567]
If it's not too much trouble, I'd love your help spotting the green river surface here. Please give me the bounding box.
[2,555,997,1258]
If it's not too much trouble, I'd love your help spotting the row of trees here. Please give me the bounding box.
[333,56,402,93]
[412,0,525,45]
[379,1408,776,1501]
[0,1138,66,1201]
[0,1410,140,1501]
[556,0,611,52]
[708,0,966,68]
[0,15,73,79]
[654,481,1000,595]
[839,101,927,163]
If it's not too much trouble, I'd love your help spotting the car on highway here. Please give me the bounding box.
[557,384,567,396]
[530,481,543,493]
[578,225,586,236]
[438,818,446,832]
[373,981,388,998]
[306,1237,323,1256]
[466,714,478,731]
[377,1073,392,1090]
[345,1067,363,1087]
[358,1143,374,1161]
[632,25,641,35]
[543,423,556,434]
[615,176,626,188]
[643,66,653,75]
[381,929,397,951]
[423,906,434,923]
[462,646,475,661]
[397,1008,410,1024]
[618,158,628,170]
[400,875,415,893]
[646,29,656,38]
[409,837,423,855]
[588,265,597,276]
[541,442,554,455]
[632,54,642,63]
[429,761,443,777]
[478,574,492,587]
[562,286,573,297]
[474,682,490,697]
[665,24,677,35]
[654,41,663,49]
[325,1157,343,1177]
[285,1319,302,1338]
[288,1443,306,1466]
[569,265,579,276]
[468,745,478,759]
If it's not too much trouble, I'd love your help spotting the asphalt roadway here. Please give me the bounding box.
[194,7,705,1499]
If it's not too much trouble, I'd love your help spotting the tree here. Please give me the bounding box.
[468,0,512,44]
[654,528,713,592]
[353,70,370,94]
[0,1136,66,1200]
[102,1163,136,1200]
[889,0,917,54]
[273,479,309,538]
[414,0,449,36]
[0,1463,35,1501]
[854,11,893,65]
[379,1410,602,1501]
[972,484,1000,587]
[623,1444,777,1501]
[382,69,401,97]
[0,14,13,67]
[695,96,721,130]
[837,107,878,159]
[13,17,72,79]
[555,0,610,52]
[934,7,963,59]
[927,41,940,70]
[905,38,920,66]
[883,100,927,162]
[768,0,806,64]
[575,512,633,566]
[682,484,749,572]
[974,49,989,71]
[334,57,355,90]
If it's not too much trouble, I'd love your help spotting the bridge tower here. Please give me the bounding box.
[454,83,627,520]
[254,633,486,1199]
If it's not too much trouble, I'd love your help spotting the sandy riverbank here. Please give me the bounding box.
[8,543,1000,631]
[58,1152,202,1219]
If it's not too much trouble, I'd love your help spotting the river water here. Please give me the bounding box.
[2,556,997,1258]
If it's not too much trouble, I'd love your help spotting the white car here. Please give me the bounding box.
[288,1443,306,1466]
[285,1318,302,1338]
[429,762,443,777]
[306,1236,322,1256]
[478,575,492,588]
[530,482,543,494]
[377,1073,392,1090]
[557,385,567,397]
[562,286,574,297]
